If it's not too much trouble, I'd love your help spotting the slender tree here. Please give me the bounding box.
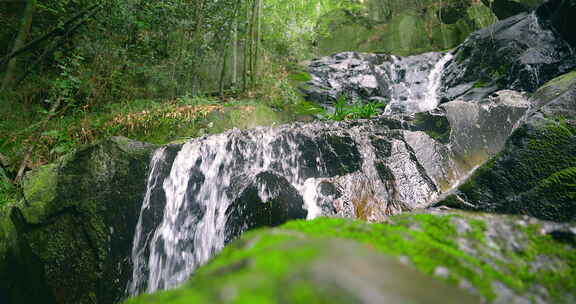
[1,0,37,92]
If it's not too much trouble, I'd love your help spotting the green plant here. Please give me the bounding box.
[0,167,16,205]
[41,129,76,155]
[323,94,385,121]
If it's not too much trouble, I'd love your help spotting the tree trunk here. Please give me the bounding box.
[231,19,238,87]
[1,0,37,92]
[253,0,262,84]
[242,0,252,91]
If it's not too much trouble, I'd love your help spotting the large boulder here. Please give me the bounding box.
[438,70,576,221]
[441,2,576,101]
[1,137,155,304]
[225,171,308,242]
[124,211,576,304]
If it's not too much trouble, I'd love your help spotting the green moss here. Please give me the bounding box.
[282,215,503,300]
[447,117,576,221]
[125,213,576,303]
[413,112,452,143]
[20,164,58,224]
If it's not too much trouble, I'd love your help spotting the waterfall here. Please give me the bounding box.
[127,118,445,296]
[384,52,454,114]
[128,128,317,294]
[127,50,459,298]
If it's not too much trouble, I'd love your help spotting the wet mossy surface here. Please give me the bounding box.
[124,212,576,304]
[1,137,156,304]
[441,70,576,221]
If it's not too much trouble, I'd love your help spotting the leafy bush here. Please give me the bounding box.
[323,94,385,121]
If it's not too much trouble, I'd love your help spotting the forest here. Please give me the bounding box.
[0,0,575,303]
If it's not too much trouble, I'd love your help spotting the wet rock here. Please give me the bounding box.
[438,70,576,221]
[536,0,576,46]
[441,5,576,101]
[225,171,308,242]
[302,52,390,105]
[128,118,457,294]
[2,137,155,304]
[443,90,530,170]
[303,51,452,114]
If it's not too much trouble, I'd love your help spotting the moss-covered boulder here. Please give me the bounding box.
[124,211,576,303]
[317,0,498,56]
[438,70,576,221]
[2,137,155,304]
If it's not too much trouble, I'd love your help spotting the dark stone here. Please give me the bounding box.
[1,137,156,304]
[536,0,576,46]
[412,111,451,144]
[225,172,307,242]
[482,0,542,20]
[317,134,363,177]
[441,5,576,101]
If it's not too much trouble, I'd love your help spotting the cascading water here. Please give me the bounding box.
[303,51,455,115]
[384,52,454,114]
[127,118,449,296]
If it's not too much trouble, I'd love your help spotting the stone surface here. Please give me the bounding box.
[536,0,576,46]
[225,171,308,242]
[302,51,450,114]
[441,5,576,101]
[0,137,155,304]
[438,70,576,221]
[123,211,576,304]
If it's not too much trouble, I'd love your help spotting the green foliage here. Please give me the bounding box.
[0,167,16,206]
[323,94,385,121]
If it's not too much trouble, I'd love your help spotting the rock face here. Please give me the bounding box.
[537,0,576,46]
[302,51,453,114]
[306,1,576,111]
[124,211,576,304]
[441,4,576,101]
[0,137,155,304]
[438,70,576,221]
[318,0,498,56]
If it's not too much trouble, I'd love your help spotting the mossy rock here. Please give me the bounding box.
[317,1,497,56]
[124,211,576,303]
[4,136,155,304]
[438,71,576,221]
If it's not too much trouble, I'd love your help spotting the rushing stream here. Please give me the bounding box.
[127,50,460,296]
[127,12,569,292]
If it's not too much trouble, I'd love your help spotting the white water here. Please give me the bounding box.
[385,52,454,114]
[128,127,332,295]
[423,52,454,110]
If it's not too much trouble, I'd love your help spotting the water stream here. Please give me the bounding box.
[128,50,457,296]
